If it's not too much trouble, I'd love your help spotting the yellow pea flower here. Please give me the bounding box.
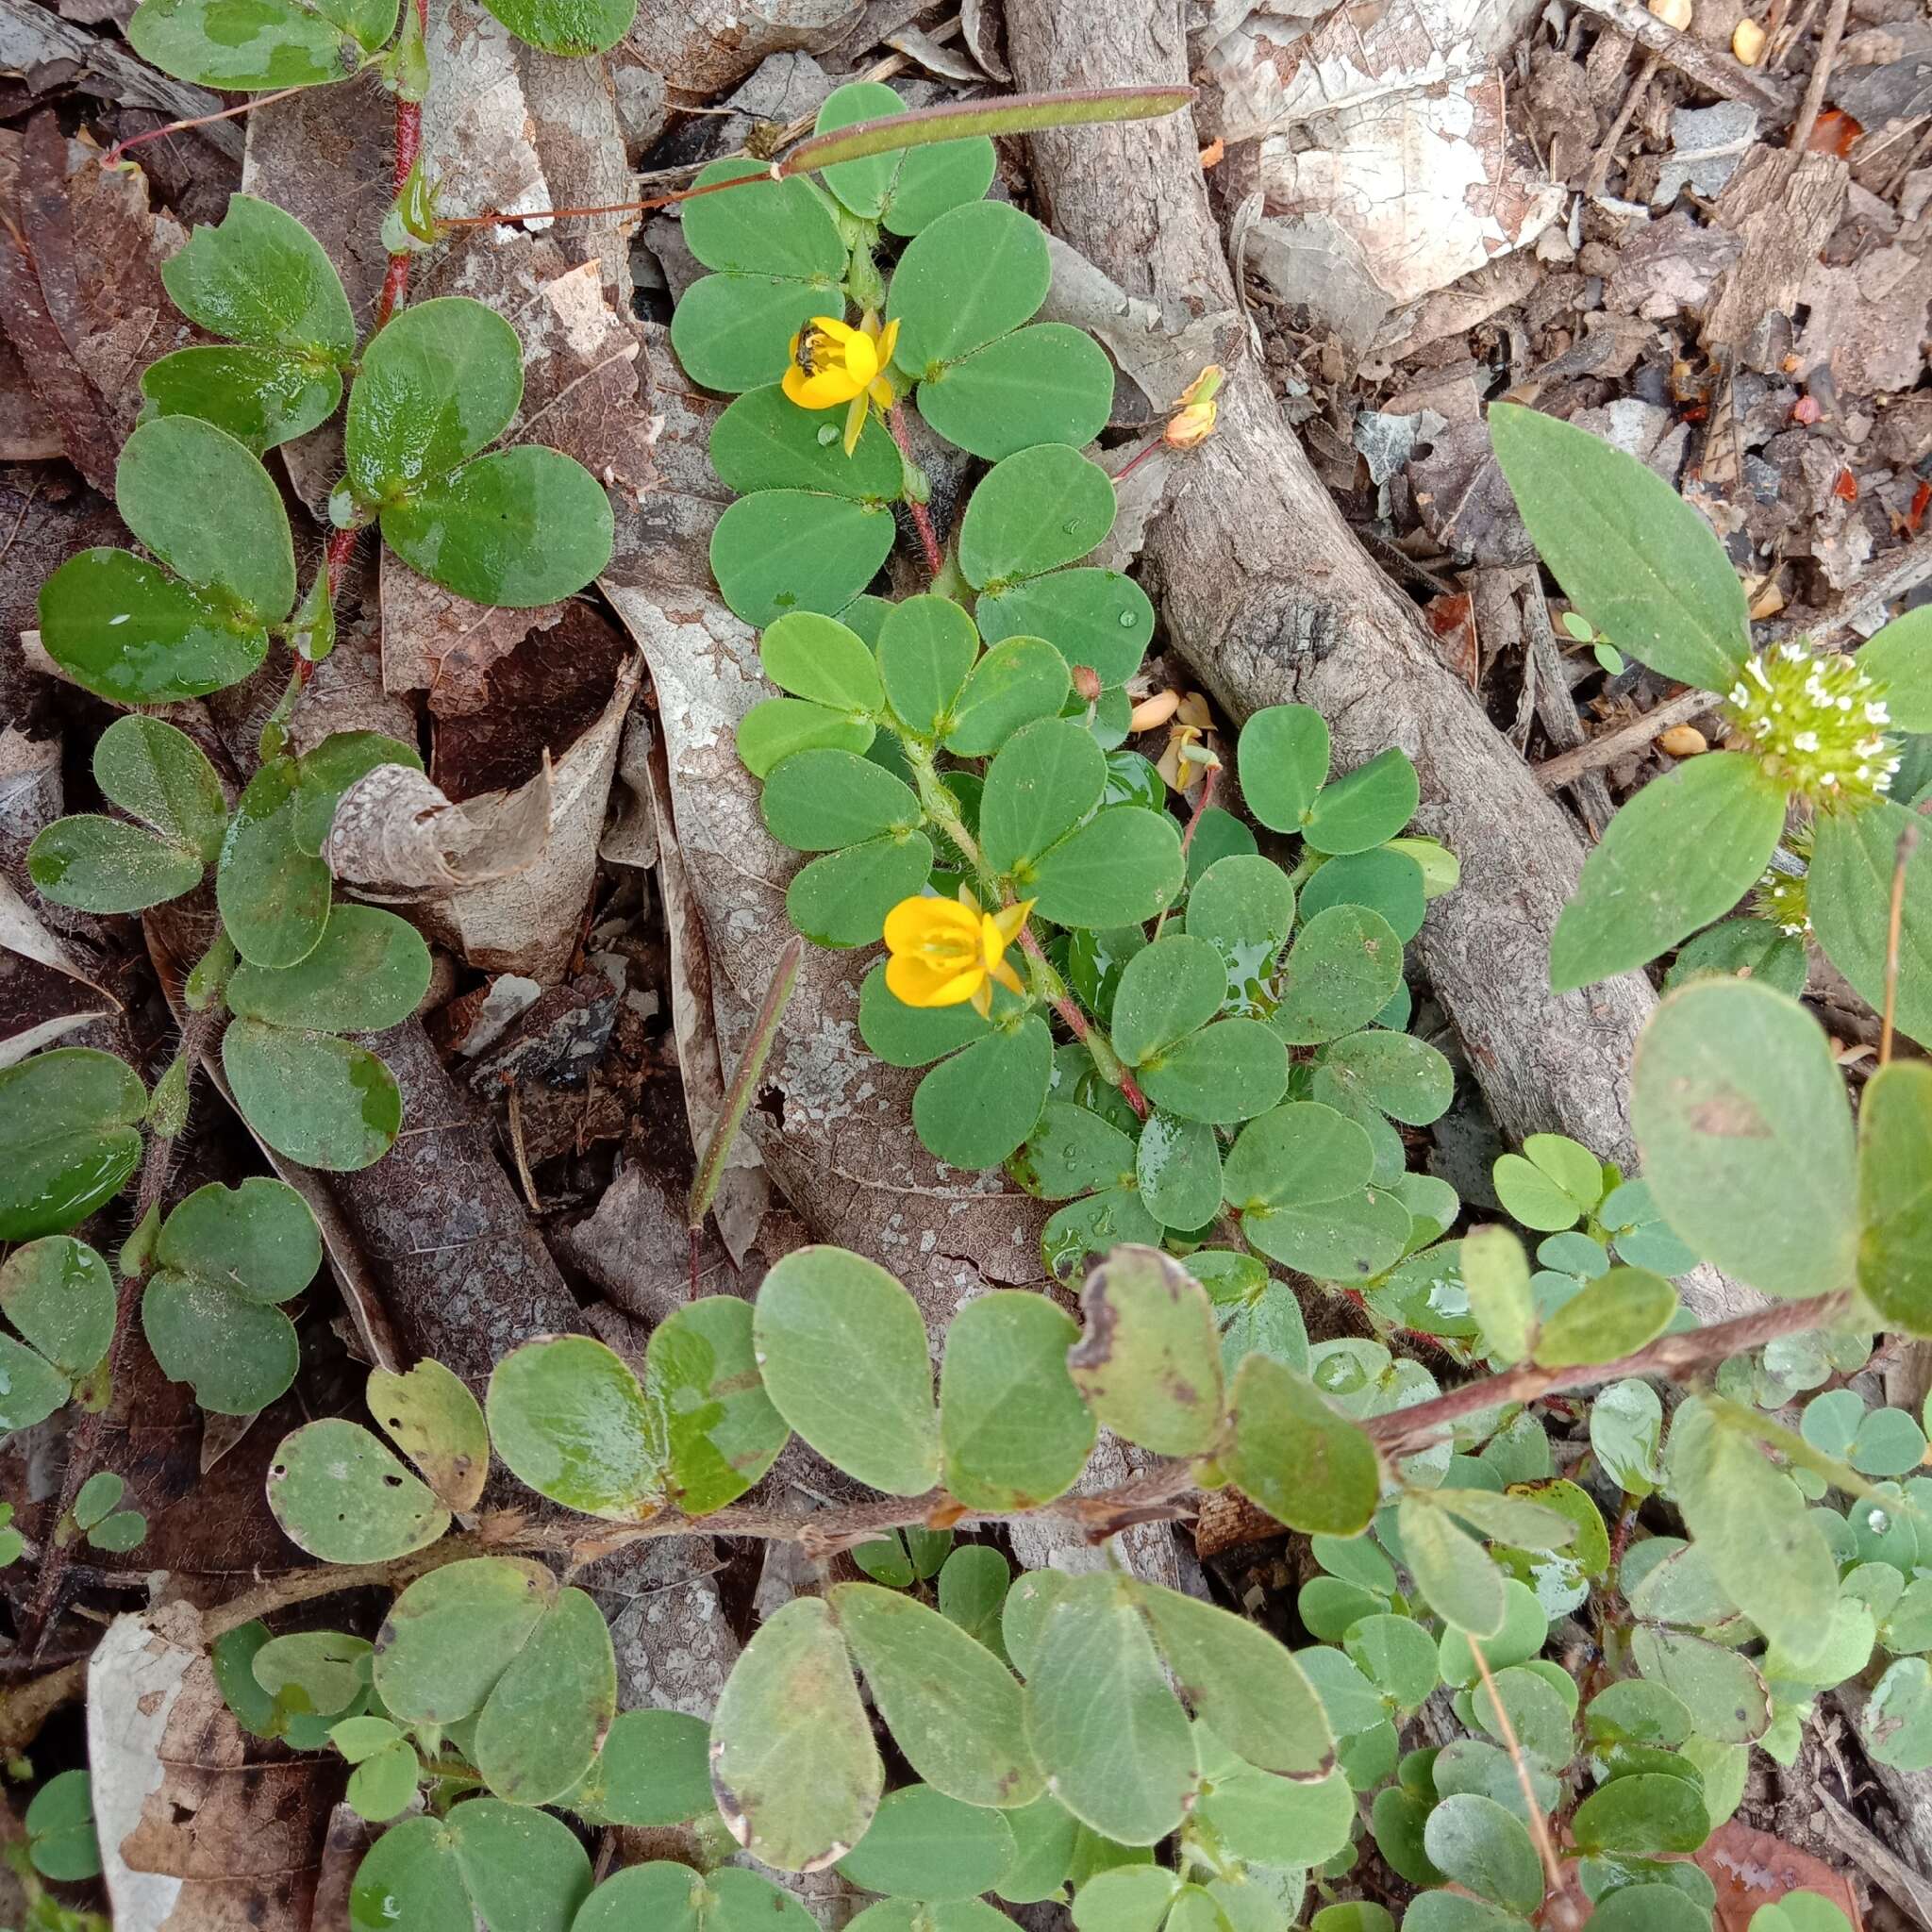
[782,310,901,456]
[1164,363,1224,449]
[884,888,1034,1018]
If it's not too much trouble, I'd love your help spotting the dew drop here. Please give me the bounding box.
[1061,519,1079,534]
[815,425,840,446]
[1868,1507,1891,1534]
[1118,609,1138,626]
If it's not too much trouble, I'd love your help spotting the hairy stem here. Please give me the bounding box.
[887,407,944,582]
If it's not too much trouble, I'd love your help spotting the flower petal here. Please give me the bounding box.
[843,393,867,457]
[791,369,863,408]
[884,894,978,958]
[991,898,1036,945]
[811,315,857,342]
[877,317,900,365]
[886,953,983,1008]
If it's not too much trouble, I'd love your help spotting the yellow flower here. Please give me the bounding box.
[1164,363,1224,449]
[884,888,1033,1018]
[782,310,901,456]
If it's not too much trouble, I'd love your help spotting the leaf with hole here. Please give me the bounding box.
[368,1357,489,1513]
[268,1419,450,1560]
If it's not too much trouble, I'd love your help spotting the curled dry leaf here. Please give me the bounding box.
[0,873,118,1067]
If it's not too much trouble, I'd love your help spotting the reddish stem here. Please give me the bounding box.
[1019,928,1150,1121]
[1111,438,1164,484]
[1177,763,1220,857]
[887,407,944,583]
[101,82,315,166]
[374,0,428,333]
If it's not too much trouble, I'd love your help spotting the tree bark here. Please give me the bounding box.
[1006,0,1755,1324]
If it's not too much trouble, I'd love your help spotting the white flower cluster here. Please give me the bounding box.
[1724,642,1901,807]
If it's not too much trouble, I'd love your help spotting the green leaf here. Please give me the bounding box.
[1246,1183,1413,1281]
[1629,1626,1768,1743]
[977,570,1153,690]
[1133,1581,1334,1777]
[1222,1101,1373,1211]
[1469,1666,1574,1769]
[575,1865,814,1932]
[1492,1133,1604,1230]
[738,699,874,777]
[939,1291,1092,1510]
[918,324,1114,463]
[913,1018,1053,1168]
[25,1770,100,1884]
[161,192,355,356]
[1667,1396,1840,1668]
[646,1296,789,1514]
[26,816,204,914]
[1665,914,1808,997]
[475,1587,617,1806]
[838,1784,1017,1900]
[982,717,1107,874]
[372,1556,557,1724]
[1042,1186,1162,1283]
[38,548,268,704]
[1225,1354,1381,1534]
[345,1740,419,1823]
[1028,807,1185,928]
[1860,1657,1932,1771]
[1303,750,1421,856]
[368,1357,489,1512]
[127,0,370,92]
[221,1019,401,1171]
[995,1794,1078,1904]
[858,958,992,1067]
[1069,1245,1225,1457]
[888,200,1050,372]
[670,274,839,393]
[1489,403,1748,691]
[711,490,897,627]
[712,1595,880,1871]
[473,0,632,50]
[1024,1573,1199,1844]
[1858,607,1932,732]
[1299,847,1427,943]
[486,1335,664,1521]
[118,415,295,620]
[1533,1267,1677,1367]
[560,1709,712,1826]
[1550,754,1788,990]
[788,835,935,947]
[944,637,1071,756]
[831,1582,1041,1807]
[1591,1378,1664,1495]
[684,159,846,277]
[1240,705,1333,835]
[1185,853,1296,996]
[1630,979,1857,1294]
[712,383,902,501]
[1857,1061,1932,1334]
[1138,1018,1288,1124]
[1111,935,1227,1064]
[346,297,522,501]
[0,1238,113,1377]
[876,595,976,737]
[1571,1774,1710,1857]
[268,1419,450,1559]
[761,748,923,850]
[1272,907,1405,1044]
[0,1048,145,1242]
[141,341,338,458]
[382,447,614,608]
[1401,1493,1507,1636]
[938,1544,1011,1653]
[813,81,996,236]
[1071,1867,1178,1932]
[94,714,228,864]
[1194,1747,1355,1869]
[1424,1794,1543,1913]
[1345,1611,1441,1709]
[1313,1030,1453,1126]
[347,1799,591,1932]
[226,905,431,1033]
[0,1336,75,1437]
[1461,1227,1536,1364]
[958,444,1116,591]
[1810,799,1932,1049]
[1012,1102,1136,1199]
[1137,1111,1223,1229]
[1593,1888,1714,1932]
[754,1246,939,1494]
[216,758,330,968]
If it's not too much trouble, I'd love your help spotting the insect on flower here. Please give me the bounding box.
[782,310,900,456]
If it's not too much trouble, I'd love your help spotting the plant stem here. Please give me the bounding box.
[887,407,944,583]
[375,0,430,332]
[101,82,319,166]
[1363,1289,1853,1455]
[1155,763,1219,939]
[1879,813,1922,1065]
[1469,1634,1565,1901]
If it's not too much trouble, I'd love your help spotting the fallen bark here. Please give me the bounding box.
[1007,0,1756,1328]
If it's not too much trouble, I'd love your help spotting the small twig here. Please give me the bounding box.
[101,81,317,165]
[1787,0,1852,154]
[1366,1290,1851,1455]
[1531,689,1710,791]
[504,1080,542,1213]
[1469,1634,1565,1902]
[1586,51,1660,197]
[1575,0,1798,115]
[1879,817,1922,1066]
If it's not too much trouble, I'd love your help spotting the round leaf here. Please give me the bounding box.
[981,718,1106,874]
[561,1709,712,1827]
[216,758,330,968]
[646,1295,789,1514]
[475,1587,617,1805]
[368,1357,490,1513]
[1069,1245,1225,1457]
[760,748,922,851]
[1136,1111,1223,1229]
[141,344,342,456]
[888,200,1050,372]
[161,192,354,355]
[26,817,202,914]
[1303,749,1421,856]
[913,1018,1053,1169]
[127,0,359,94]
[268,1419,451,1560]
[940,1291,1093,1510]
[788,835,936,947]
[226,904,431,1033]
[486,1335,665,1521]
[958,444,1116,591]
[1224,1355,1381,1535]
[943,636,1070,756]
[917,324,1114,463]
[574,1864,815,1932]
[221,1018,402,1171]
[157,1176,322,1306]
[1240,705,1331,832]
[1110,935,1226,1066]
[1272,907,1405,1044]
[838,1785,1017,1901]
[1533,1267,1677,1367]
[0,1237,114,1376]
[346,1799,591,1932]
[754,1246,940,1495]
[94,714,228,863]
[976,569,1153,690]
[1028,806,1185,928]
[373,1557,557,1725]
[711,383,903,501]
[474,0,630,52]
[1138,1017,1288,1124]
[0,1048,145,1242]
[710,490,896,626]
[682,159,846,276]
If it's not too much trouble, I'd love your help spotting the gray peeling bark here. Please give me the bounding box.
[1006,6,1667,1208]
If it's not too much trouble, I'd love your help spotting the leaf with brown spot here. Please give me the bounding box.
[1067,1244,1225,1457]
